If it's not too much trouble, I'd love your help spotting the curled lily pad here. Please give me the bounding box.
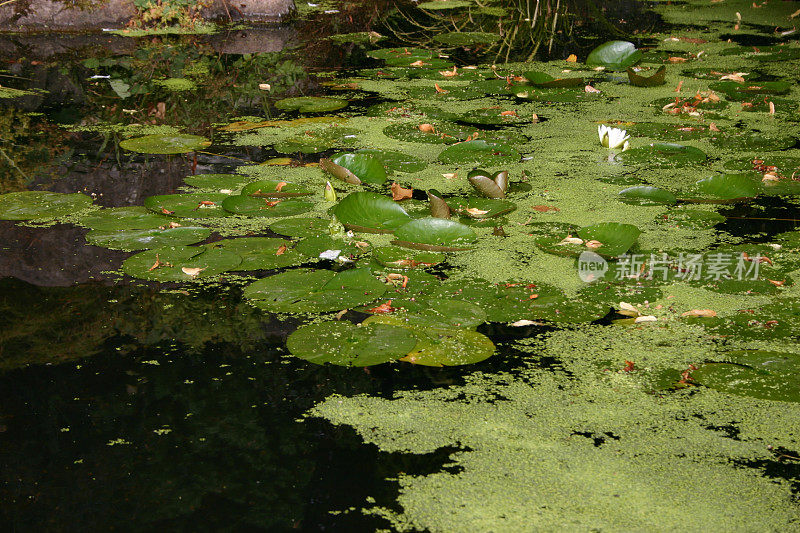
[523,71,584,88]
[205,237,304,270]
[274,96,348,113]
[355,149,427,173]
[432,32,500,46]
[77,206,172,231]
[450,197,516,219]
[119,134,210,154]
[122,245,242,282]
[0,191,93,221]
[364,315,494,366]
[332,191,412,233]
[618,186,677,206]
[321,153,387,185]
[287,321,417,367]
[627,66,666,87]
[241,180,313,198]
[615,143,707,168]
[392,218,477,251]
[221,195,314,217]
[586,40,642,70]
[86,226,211,251]
[691,350,800,402]
[144,193,231,219]
[468,169,508,198]
[438,140,520,165]
[372,246,445,269]
[243,268,386,313]
[684,173,761,203]
[269,217,331,238]
[427,189,451,219]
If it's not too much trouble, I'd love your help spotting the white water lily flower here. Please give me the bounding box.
[598,124,630,150]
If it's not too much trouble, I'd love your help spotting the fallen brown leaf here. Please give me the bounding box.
[681,309,717,317]
[390,182,414,201]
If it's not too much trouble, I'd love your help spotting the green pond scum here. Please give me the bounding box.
[1,0,800,529]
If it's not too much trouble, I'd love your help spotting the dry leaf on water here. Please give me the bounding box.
[181,267,205,278]
[681,309,717,317]
[391,182,414,201]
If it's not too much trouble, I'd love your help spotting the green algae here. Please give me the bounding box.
[310,320,800,530]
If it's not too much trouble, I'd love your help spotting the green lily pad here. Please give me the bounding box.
[274,96,348,113]
[468,169,508,198]
[710,132,796,151]
[513,86,604,103]
[615,143,707,168]
[391,297,488,329]
[243,268,387,313]
[405,84,486,101]
[417,0,473,9]
[372,246,445,269]
[523,71,584,88]
[449,197,516,218]
[456,108,529,126]
[585,40,642,70]
[392,218,477,251]
[86,226,211,251]
[618,185,677,206]
[240,180,314,198]
[723,155,800,175]
[577,222,642,258]
[660,208,725,228]
[691,350,800,402]
[578,280,662,306]
[328,31,385,45]
[221,195,315,217]
[205,237,305,270]
[627,122,713,142]
[76,206,173,231]
[119,134,211,154]
[286,321,417,367]
[294,235,361,259]
[685,173,762,203]
[367,48,434,60]
[122,245,242,282]
[627,66,666,87]
[332,192,412,233]
[0,191,93,221]
[274,135,335,154]
[364,314,495,366]
[425,277,602,324]
[355,149,428,173]
[438,140,520,165]
[144,193,231,219]
[322,153,388,185]
[183,174,252,191]
[708,80,791,100]
[433,32,500,46]
[269,217,332,238]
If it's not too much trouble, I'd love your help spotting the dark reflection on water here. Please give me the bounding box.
[0,277,540,530]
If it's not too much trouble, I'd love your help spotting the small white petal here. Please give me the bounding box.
[319,249,341,260]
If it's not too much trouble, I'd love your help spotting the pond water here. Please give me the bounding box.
[2,0,800,530]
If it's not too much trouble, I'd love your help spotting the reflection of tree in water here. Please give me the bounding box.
[0,108,71,193]
[0,281,470,530]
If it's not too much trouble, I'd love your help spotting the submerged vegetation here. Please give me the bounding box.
[1,0,800,529]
